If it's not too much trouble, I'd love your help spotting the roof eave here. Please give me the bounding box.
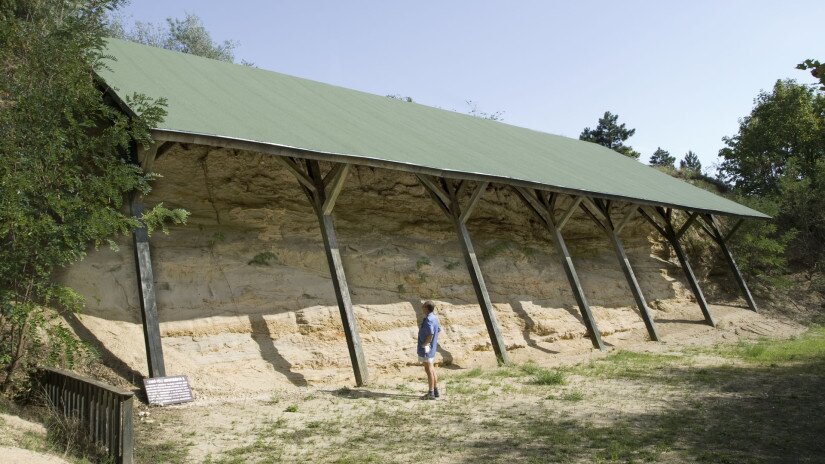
[150,128,771,220]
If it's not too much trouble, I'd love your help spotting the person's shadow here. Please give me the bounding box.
[248,313,308,387]
[407,299,461,369]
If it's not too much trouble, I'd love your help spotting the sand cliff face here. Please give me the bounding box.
[59,144,717,394]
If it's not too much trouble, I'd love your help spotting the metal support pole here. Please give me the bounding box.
[129,196,166,378]
[703,215,758,312]
[419,177,509,364]
[513,188,604,350]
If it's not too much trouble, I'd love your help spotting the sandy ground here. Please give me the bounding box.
[0,414,69,464]
[127,301,802,462]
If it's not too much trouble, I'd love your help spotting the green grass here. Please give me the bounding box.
[728,326,825,365]
[247,251,277,266]
[531,369,565,385]
[285,404,298,413]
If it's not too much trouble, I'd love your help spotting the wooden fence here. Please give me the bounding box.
[38,367,134,464]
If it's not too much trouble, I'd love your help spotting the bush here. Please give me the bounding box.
[0,1,187,394]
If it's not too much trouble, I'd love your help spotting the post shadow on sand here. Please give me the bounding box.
[64,313,145,389]
[248,313,308,387]
[509,300,558,354]
[323,387,419,400]
[407,298,461,369]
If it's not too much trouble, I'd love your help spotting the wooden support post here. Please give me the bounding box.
[702,215,758,312]
[550,222,605,349]
[129,143,166,379]
[513,188,604,350]
[419,177,509,364]
[640,208,715,327]
[583,201,660,341]
[286,159,368,386]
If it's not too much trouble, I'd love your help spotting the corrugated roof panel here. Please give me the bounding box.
[98,38,767,218]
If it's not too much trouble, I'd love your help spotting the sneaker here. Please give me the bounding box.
[421,392,436,400]
[434,387,440,398]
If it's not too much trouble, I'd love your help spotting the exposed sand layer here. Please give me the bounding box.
[56,145,790,397]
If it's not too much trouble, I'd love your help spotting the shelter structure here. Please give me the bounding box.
[99,39,766,386]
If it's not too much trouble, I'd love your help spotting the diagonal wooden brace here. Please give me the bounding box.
[419,177,509,364]
[512,188,605,350]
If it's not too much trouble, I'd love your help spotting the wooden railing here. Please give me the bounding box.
[38,367,134,464]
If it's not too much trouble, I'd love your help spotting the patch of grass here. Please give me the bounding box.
[284,404,298,413]
[137,440,191,464]
[396,284,405,294]
[727,326,825,366]
[561,391,584,401]
[574,350,683,382]
[415,257,431,269]
[248,251,277,266]
[452,367,483,379]
[531,369,565,386]
[444,259,461,270]
[478,240,511,261]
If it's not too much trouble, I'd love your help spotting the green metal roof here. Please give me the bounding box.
[98,38,767,218]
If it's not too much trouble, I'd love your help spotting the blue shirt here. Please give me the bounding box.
[417,312,440,358]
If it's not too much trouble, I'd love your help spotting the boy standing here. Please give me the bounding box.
[418,300,440,400]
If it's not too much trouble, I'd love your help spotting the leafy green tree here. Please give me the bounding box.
[719,80,824,196]
[797,59,825,91]
[0,0,187,393]
[649,147,676,168]
[107,12,238,62]
[579,111,641,159]
[719,79,825,269]
[679,151,702,176]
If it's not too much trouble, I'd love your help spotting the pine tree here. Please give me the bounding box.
[579,111,641,159]
[679,151,702,176]
[649,147,676,168]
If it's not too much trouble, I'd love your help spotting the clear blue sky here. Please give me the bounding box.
[117,1,824,173]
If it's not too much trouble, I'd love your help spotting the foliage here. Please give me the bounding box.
[718,79,825,268]
[579,111,641,158]
[0,0,187,394]
[719,79,824,196]
[797,58,825,91]
[465,100,504,121]
[386,94,414,102]
[107,12,238,62]
[679,151,702,177]
[648,147,675,168]
[248,251,277,266]
[725,196,794,290]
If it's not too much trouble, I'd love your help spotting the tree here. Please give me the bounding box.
[649,147,676,168]
[719,79,825,268]
[107,12,238,62]
[797,59,825,91]
[679,151,702,176]
[719,80,824,196]
[0,0,187,393]
[579,111,641,159]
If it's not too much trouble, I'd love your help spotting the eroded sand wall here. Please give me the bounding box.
[59,145,701,392]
